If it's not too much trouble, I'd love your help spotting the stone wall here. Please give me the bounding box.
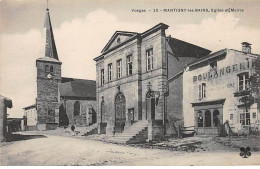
[36,60,61,129]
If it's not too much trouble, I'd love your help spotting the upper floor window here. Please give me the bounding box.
[50,66,54,74]
[117,59,122,79]
[199,83,206,100]
[210,61,217,70]
[108,63,112,82]
[127,54,133,76]
[146,48,153,71]
[238,73,249,91]
[45,65,50,74]
[101,69,104,85]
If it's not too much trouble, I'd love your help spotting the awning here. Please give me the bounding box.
[191,99,226,107]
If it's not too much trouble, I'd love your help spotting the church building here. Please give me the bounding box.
[33,8,96,130]
[94,23,211,141]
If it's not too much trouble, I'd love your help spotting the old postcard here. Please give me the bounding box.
[0,0,259,166]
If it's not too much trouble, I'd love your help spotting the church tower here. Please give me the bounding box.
[36,7,62,130]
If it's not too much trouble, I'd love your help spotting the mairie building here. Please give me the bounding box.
[94,23,211,141]
[183,43,259,135]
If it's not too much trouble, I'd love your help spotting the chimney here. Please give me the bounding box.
[241,42,251,54]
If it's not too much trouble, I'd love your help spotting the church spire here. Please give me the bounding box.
[44,5,59,60]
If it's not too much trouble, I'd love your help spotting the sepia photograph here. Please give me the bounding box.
[0,0,260,166]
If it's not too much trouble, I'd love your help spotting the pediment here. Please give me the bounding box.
[101,31,137,53]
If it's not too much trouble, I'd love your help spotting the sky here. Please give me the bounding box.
[1,0,260,117]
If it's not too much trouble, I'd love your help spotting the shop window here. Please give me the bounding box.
[127,54,133,76]
[199,83,206,99]
[230,114,234,120]
[210,61,217,70]
[146,48,153,71]
[108,63,112,82]
[253,112,256,118]
[117,59,122,79]
[100,69,104,85]
[213,109,220,127]
[238,73,249,91]
[197,111,203,127]
[205,110,211,127]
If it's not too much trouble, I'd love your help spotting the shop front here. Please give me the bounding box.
[192,99,224,135]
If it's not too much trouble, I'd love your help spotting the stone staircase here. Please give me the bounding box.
[104,120,148,144]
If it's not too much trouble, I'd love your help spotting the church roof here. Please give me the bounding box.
[44,8,59,61]
[59,78,96,100]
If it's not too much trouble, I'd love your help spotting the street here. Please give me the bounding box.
[1,132,259,166]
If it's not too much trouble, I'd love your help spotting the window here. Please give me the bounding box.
[127,54,133,76]
[45,65,50,74]
[74,101,80,116]
[199,83,206,99]
[50,66,54,74]
[230,114,234,120]
[205,110,211,127]
[197,111,203,127]
[108,63,112,82]
[240,111,250,125]
[253,112,256,118]
[100,69,104,85]
[246,112,250,125]
[213,110,220,127]
[238,73,249,91]
[117,38,121,44]
[146,48,153,71]
[117,59,122,79]
[210,61,217,70]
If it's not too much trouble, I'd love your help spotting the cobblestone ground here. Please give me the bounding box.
[0,132,259,166]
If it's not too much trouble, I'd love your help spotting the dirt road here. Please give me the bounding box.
[1,133,259,166]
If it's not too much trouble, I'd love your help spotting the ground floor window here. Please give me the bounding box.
[240,111,250,126]
[196,109,220,128]
[197,111,203,127]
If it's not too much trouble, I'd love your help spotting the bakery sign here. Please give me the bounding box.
[193,59,256,83]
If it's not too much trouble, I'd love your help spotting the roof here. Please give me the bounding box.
[167,36,211,58]
[44,8,59,60]
[36,57,62,64]
[59,78,96,99]
[187,49,227,67]
[94,23,169,61]
[101,31,138,53]
[187,48,260,68]
[0,95,12,108]
[191,99,226,107]
[23,104,36,110]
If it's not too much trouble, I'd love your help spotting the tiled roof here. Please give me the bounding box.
[59,78,96,99]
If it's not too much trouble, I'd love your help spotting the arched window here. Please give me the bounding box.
[74,101,80,116]
[101,101,105,122]
[213,109,220,127]
[197,111,203,127]
[50,66,54,74]
[205,110,211,127]
[45,65,50,73]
